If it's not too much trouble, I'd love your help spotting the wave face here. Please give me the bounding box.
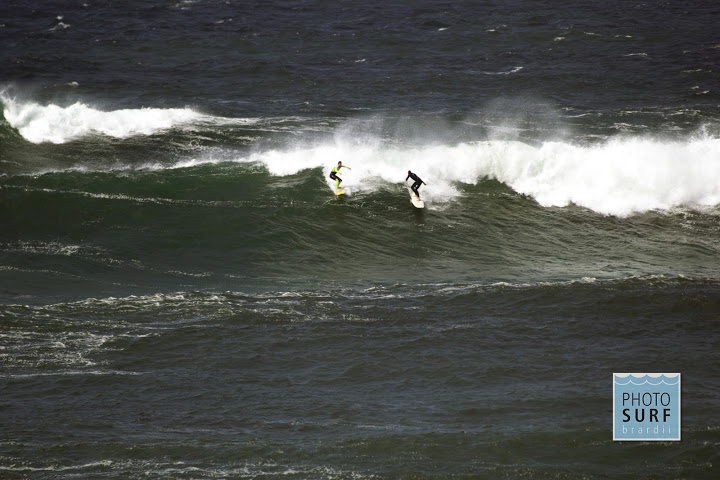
[3,92,720,302]
[3,92,720,217]
[3,133,720,302]
[242,135,720,217]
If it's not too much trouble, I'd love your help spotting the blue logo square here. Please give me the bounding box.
[613,373,681,441]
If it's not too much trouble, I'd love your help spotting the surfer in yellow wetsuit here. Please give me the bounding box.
[329,161,351,190]
[405,170,426,198]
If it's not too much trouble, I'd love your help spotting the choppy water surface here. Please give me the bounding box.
[1,1,719,478]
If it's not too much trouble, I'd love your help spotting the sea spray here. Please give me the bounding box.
[1,94,205,144]
[3,91,719,216]
[236,135,720,216]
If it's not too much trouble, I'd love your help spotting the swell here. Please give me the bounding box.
[3,92,720,216]
[3,274,719,374]
[2,163,720,303]
[3,276,718,470]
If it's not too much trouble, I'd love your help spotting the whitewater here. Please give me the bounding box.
[4,94,720,217]
[1,94,205,144]
[249,135,720,216]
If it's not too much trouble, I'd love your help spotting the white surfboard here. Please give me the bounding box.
[410,191,424,208]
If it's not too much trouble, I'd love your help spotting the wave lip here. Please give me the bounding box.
[511,137,720,216]
[233,135,720,216]
[3,91,720,217]
[2,95,205,144]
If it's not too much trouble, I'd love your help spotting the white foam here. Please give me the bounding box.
[2,95,205,144]
[5,90,718,216]
[237,134,720,216]
[504,137,720,215]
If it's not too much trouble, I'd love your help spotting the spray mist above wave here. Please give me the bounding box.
[237,133,720,216]
[484,136,720,216]
[1,94,209,144]
[3,90,718,216]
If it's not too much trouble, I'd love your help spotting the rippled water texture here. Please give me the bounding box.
[1,1,719,478]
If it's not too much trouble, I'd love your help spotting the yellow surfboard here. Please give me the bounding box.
[335,188,346,196]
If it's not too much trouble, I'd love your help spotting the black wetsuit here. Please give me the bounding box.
[406,172,423,197]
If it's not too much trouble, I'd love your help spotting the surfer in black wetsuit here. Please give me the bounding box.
[405,170,426,198]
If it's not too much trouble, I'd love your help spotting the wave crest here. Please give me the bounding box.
[2,94,204,144]
[239,135,720,216]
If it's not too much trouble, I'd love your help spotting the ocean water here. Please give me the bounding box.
[1,1,719,478]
